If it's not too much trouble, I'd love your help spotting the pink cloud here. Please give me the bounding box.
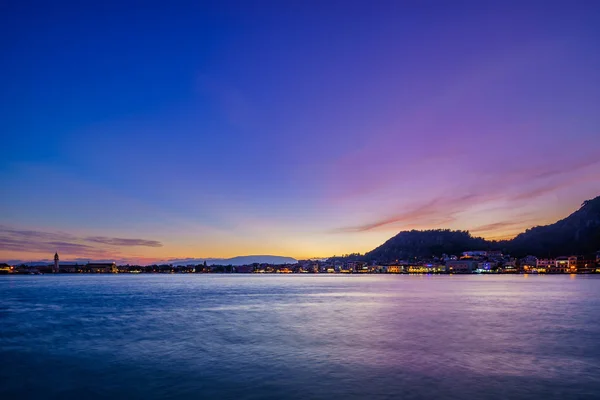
[335,194,480,233]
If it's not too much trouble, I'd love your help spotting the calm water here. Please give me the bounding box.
[1,275,600,399]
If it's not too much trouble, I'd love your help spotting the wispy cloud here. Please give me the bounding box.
[332,152,600,236]
[0,225,163,258]
[527,156,600,181]
[0,226,77,242]
[85,236,162,247]
[470,218,535,234]
[0,237,107,258]
[509,173,599,202]
[335,194,480,233]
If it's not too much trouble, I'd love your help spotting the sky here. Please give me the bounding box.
[1,1,600,264]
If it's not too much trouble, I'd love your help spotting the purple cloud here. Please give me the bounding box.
[0,225,162,257]
[85,236,162,247]
[335,194,481,233]
[332,153,600,236]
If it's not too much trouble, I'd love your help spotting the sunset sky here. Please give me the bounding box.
[1,1,599,264]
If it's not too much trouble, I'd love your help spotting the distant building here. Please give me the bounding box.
[0,263,13,274]
[522,255,538,266]
[386,265,403,274]
[500,260,519,273]
[574,256,596,274]
[446,260,478,273]
[85,262,117,273]
[477,262,496,272]
[519,256,537,272]
[407,264,445,273]
[552,256,577,274]
[536,258,555,271]
[339,264,353,273]
[355,263,371,273]
[567,256,578,272]
[235,265,254,273]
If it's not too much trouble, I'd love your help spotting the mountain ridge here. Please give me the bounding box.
[500,196,600,257]
[359,195,600,262]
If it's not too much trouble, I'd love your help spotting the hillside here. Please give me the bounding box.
[359,196,600,262]
[364,229,492,262]
[503,196,600,258]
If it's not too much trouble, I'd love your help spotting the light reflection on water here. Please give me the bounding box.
[1,274,600,399]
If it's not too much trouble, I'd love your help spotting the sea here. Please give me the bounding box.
[1,274,600,399]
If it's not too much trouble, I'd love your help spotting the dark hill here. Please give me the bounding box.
[502,196,600,258]
[364,229,491,262]
[358,196,600,262]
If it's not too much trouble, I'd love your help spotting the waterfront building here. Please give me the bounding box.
[521,256,543,273]
[407,264,445,273]
[522,264,545,273]
[551,256,577,273]
[263,264,275,273]
[339,264,353,273]
[536,258,555,271]
[476,262,496,273]
[567,256,578,273]
[235,265,254,273]
[521,256,538,267]
[85,262,117,273]
[574,256,596,274]
[0,263,13,274]
[345,261,358,272]
[386,265,403,274]
[446,260,478,273]
[499,262,519,273]
[355,264,371,273]
[551,258,568,274]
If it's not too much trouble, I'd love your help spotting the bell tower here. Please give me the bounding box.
[53,252,59,273]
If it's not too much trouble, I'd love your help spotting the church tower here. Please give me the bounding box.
[53,252,59,273]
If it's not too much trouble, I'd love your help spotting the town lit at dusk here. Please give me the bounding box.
[2,2,599,264]
[2,3,600,400]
